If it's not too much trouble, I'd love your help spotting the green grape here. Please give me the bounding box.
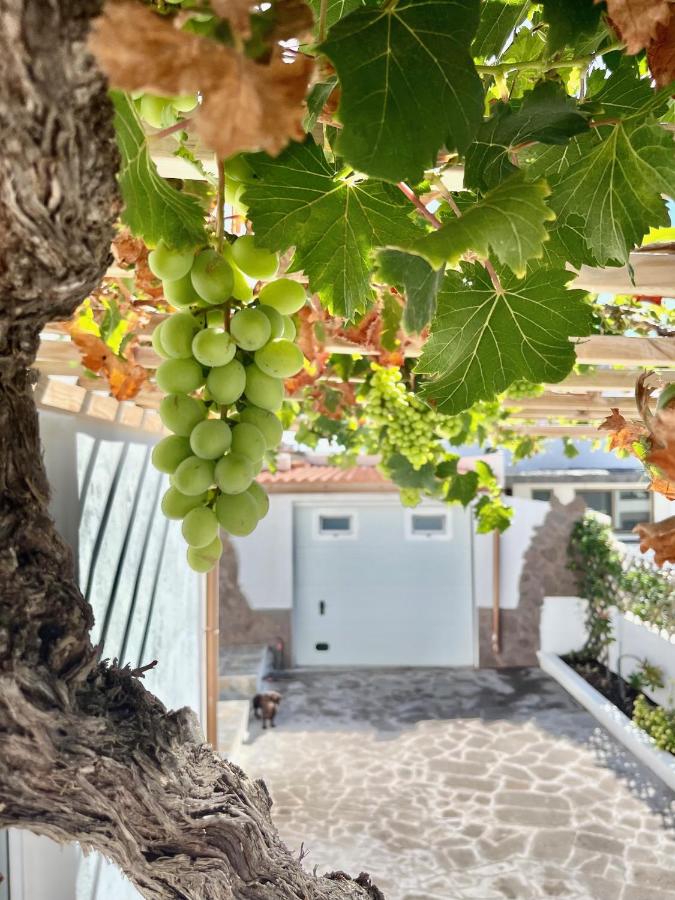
[148,240,194,281]
[281,316,296,340]
[254,339,304,379]
[187,536,223,573]
[258,278,306,315]
[190,419,232,459]
[172,93,198,112]
[238,405,283,449]
[222,244,253,302]
[246,481,269,519]
[163,273,203,309]
[250,457,263,476]
[151,320,171,359]
[151,435,192,474]
[172,456,215,495]
[159,394,206,436]
[182,506,219,548]
[214,453,254,494]
[244,364,284,411]
[231,422,266,462]
[161,313,201,358]
[206,359,246,405]
[161,486,208,520]
[156,358,205,394]
[192,328,236,367]
[224,154,254,182]
[139,94,172,128]
[230,308,271,351]
[257,304,284,339]
[191,249,234,304]
[231,235,278,279]
[215,491,258,536]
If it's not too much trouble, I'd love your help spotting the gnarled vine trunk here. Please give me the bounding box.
[0,3,382,898]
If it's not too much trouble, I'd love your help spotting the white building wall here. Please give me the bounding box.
[473,496,550,610]
[230,495,293,610]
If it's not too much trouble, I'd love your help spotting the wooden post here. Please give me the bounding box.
[491,530,501,657]
[205,565,220,748]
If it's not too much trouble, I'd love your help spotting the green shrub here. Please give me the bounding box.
[633,695,675,754]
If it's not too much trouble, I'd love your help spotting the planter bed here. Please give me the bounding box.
[538,650,675,793]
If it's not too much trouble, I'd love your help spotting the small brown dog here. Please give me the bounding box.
[252,691,281,729]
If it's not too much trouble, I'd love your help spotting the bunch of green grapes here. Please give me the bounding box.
[149,237,306,573]
[365,365,447,470]
[134,91,199,130]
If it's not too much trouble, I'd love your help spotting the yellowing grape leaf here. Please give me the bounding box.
[407,175,555,276]
[68,328,148,401]
[647,6,675,86]
[90,2,313,160]
[242,139,422,318]
[416,263,593,414]
[320,0,483,183]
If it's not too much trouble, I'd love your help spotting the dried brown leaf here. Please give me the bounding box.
[69,328,148,401]
[603,0,672,53]
[268,0,315,41]
[634,515,675,565]
[647,5,675,86]
[598,407,648,451]
[89,2,313,159]
[211,0,255,37]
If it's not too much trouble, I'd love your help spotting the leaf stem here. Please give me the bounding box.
[318,0,328,43]
[151,118,193,140]
[216,157,225,254]
[475,41,623,76]
[397,181,442,229]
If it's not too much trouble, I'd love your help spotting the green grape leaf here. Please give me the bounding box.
[547,121,675,265]
[303,77,339,132]
[446,470,479,506]
[110,92,205,250]
[306,0,371,31]
[321,0,483,183]
[464,81,590,192]
[540,216,599,269]
[242,139,421,319]
[541,0,603,52]
[586,60,669,119]
[416,263,593,414]
[381,291,403,351]
[386,454,438,491]
[474,494,513,532]
[374,249,444,334]
[408,174,555,276]
[472,0,529,58]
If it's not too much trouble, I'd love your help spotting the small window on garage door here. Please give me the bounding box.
[314,511,357,539]
[405,510,451,540]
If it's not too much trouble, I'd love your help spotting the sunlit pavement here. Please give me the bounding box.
[236,667,675,900]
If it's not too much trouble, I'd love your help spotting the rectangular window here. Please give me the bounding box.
[405,509,451,540]
[577,490,613,517]
[532,489,552,502]
[615,489,651,533]
[315,512,356,539]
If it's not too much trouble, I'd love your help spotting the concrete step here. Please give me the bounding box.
[219,644,272,701]
[217,699,250,760]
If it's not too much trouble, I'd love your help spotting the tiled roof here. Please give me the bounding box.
[258,464,396,493]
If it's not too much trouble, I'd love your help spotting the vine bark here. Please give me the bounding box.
[0,3,382,898]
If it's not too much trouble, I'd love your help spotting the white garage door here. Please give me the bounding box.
[293,501,474,666]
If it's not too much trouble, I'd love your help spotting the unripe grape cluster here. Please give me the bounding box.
[149,237,307,572]
[366,365,448,470]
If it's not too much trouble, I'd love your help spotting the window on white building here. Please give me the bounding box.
[405,510,451,540]
[315,513,356,539]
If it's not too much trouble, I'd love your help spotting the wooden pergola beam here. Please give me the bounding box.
[508,424,607,438]
[505,392,635,413]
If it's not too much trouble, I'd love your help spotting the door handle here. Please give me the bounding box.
[319,600,326,615]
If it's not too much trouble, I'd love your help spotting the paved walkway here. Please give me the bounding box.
[236,668,675,900]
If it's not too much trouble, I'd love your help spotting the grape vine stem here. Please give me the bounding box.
[397,181,504,296]
[216,156,225,254]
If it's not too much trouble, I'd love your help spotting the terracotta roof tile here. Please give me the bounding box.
[258,465,396,493]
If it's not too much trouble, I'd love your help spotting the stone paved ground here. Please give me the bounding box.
[235,668,675,900]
